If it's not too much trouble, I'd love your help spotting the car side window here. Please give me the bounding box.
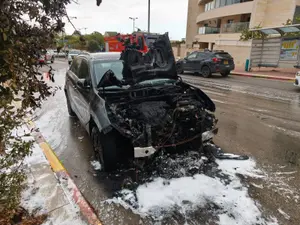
[197,53,206,59]
[70,58,81,76]
[187,52,197,59]
[78,59,90,79]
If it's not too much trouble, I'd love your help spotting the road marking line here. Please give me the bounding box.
[211,99,226,104]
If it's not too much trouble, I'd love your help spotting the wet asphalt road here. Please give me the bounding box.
[34,60,300,225]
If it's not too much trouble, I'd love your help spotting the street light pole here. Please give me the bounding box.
[148,0,150,33]
[129,17,138,33]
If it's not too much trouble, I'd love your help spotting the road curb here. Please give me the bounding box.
[231,72,294,81]
[27,120,102,225]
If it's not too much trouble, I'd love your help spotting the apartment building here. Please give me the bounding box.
[185,0,300,66]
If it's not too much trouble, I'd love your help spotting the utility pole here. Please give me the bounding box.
[148,0,150,33]
[129,17,138,33]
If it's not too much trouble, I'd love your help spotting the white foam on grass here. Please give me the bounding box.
[110,159,277,225]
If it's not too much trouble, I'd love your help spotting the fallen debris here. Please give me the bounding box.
[278,208,290,220]
[91,160,102,171]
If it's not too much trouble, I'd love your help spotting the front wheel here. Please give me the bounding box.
[221,71,230,77]
[91,127,119,172]
[201,66,211,78]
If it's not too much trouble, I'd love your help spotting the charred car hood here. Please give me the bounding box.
[120,33,178,84]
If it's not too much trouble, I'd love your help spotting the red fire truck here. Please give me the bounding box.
[104,32,160,53]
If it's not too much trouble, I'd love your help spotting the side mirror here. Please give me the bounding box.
[77,79,90,89]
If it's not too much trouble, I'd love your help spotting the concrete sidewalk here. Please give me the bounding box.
[21,131,87,224]
[232,66,296,81]
[20,123,101,225]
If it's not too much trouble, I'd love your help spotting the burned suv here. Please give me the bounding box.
[64,34,218,171]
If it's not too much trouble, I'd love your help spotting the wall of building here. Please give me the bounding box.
[251,0,297,28]
[172,44,191,59]
[186,0,202,46]
[214,44,251,67]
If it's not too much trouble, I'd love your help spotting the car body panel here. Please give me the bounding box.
[295,72,300,87]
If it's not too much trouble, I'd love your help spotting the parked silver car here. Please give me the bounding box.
[68,50,82,65]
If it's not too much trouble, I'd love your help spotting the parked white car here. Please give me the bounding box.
[68,50,81,65]
[295,71,300,87]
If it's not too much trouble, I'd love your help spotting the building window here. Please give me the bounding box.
[220,0,226,7]
[204,0,248,12]
[211,0,216,9]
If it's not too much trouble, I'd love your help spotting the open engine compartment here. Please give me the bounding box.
[101,81,217,155]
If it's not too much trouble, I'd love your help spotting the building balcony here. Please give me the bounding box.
[221,22,249,33]
[196,1,253,23]
[198,26,220,34]
[198,22,249,36]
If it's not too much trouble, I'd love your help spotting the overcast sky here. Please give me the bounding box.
[65,0,188,40]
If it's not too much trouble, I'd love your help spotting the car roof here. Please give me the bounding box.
[194,50,229,54]
[79,52,121,61]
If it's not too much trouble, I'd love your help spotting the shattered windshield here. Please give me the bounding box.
[93,60,124,85]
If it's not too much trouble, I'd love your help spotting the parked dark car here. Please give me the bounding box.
[64,34,218,171]
[176,50,235,78]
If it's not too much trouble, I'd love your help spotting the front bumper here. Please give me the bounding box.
[133,128,218,158]
[217,64,235,72]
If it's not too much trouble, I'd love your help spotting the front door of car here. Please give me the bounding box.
[183,52,198,71]
[75,58,92,125]
[66,57,81,117]
[196,52,207,71]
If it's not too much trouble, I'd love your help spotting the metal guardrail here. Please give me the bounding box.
[198,27,220,34]
[221,22,250,33]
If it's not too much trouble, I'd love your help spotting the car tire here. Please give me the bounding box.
[221,71,230,77]
[201,66,211,78]
[91,127,119,172]
[176,64,184,74]
[65,93,76,117]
